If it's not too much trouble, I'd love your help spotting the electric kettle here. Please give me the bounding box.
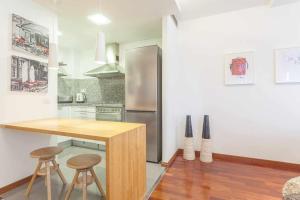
[76,92,86,103]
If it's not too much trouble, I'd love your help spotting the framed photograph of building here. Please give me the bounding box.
[275,47,300,83]
[224,51,255,85]
[11,56,48,93]
[12,14,49,58]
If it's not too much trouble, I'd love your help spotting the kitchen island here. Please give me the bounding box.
[1,118,146,200]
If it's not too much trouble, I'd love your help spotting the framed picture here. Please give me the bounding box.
[224,51,254,85]
[12,14,49,58]
[11,56,48,93]
[275,47,300,83]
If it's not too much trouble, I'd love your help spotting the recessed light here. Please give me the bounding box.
[88,14,111,25]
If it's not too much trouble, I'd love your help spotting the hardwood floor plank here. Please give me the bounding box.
[150,156,299,200]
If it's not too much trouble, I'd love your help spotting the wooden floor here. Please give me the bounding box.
[150,156,300,200]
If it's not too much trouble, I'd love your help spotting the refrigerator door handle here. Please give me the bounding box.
[125,110,156,113]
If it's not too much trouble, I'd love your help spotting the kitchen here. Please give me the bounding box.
[55,1,163,161]
[55,42,164,197]
[56,43,163,155]
[57,40,162,159]
[48,0,164,198]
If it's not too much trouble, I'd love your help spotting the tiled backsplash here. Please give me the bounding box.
[98,76,125,104]
[58,76,125,104]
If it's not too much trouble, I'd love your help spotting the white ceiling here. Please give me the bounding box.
[34,0,178,48]
[270,0,300,7]
[176,0,300,20]
[176,0,268,20]
[34,0,300,48]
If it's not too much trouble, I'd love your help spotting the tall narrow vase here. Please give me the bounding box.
[183,115,195,160]
[200,115,213,163]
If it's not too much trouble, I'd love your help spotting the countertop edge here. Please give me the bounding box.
[0,119,146,142]
[1,123,110,142]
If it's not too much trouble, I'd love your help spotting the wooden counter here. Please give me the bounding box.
[1,118,147,200]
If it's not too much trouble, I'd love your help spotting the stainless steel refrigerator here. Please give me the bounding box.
[125,45,162,163]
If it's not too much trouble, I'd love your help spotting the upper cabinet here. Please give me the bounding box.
[58,46,98,79]
[58,43,124,79]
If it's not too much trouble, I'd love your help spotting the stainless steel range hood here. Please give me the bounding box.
[84,64,124,78]
[85,43,124,78]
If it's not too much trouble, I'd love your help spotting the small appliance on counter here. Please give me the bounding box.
[76,92,87,103]
[58,95,73,103]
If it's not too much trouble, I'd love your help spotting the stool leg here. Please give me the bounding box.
[82,170,87,200]
[45,165,48,187]
[46,161,52,200]
[52,160,67,184]
[44,162,49,186]
[25,161,42,197]
[90,168,105,197]
[65,170,80,200]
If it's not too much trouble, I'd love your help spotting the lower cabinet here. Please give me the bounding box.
[58,106,72,118]
[58,106,96,120]
[57,106,103,145]
[71,106,96,119]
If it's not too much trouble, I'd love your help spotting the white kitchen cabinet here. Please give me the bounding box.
[58,106,72,118]
[55,106,73,144]
[70,106,104,145]
[56,105,104,145]
[56,106,96,144]
[58,105,96,119]
[70,106,96,120]
[59,47,97,79]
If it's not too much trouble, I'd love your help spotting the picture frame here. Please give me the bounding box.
[12,14,49,58]
[11,55,48,93]
[275,46,300,83]
[224,51,255,85]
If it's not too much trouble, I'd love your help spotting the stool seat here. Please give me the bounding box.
[26,146,66,200]
[67,154,101,170]
[65,154,105,200]
[30,146,64,159]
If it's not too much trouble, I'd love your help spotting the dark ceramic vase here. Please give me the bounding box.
[185,115,193,138]
[202,115,210,139]
[184,115,195,160]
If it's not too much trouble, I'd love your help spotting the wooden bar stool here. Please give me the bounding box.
[65,154,105,200]
[25,146,67,200]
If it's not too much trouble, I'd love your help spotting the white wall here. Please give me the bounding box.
[176,3,300,164]
[0,0,57,187]
[162,16,181,162]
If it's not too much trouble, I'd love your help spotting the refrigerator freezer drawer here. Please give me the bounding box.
[125,111,162,163]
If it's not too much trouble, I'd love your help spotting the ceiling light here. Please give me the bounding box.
[88,14,111,25]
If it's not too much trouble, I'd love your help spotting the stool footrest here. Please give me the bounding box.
[37,165,59,176]
[75,175,94,189]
